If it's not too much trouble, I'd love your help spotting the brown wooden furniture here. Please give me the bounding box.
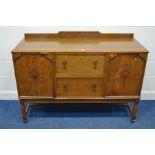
[12,31,148,123]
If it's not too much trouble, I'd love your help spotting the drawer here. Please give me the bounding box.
[56,78,103,98]
[56,55,104,77]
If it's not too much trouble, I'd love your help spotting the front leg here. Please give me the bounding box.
[19,99,27,123]
[131,99,139,123]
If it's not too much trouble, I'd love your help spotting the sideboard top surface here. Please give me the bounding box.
[12,31,148,53]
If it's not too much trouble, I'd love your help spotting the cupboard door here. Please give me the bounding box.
[105,53,147,96]
[13,53,53,97]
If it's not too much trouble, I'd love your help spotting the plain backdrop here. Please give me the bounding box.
[0,26,155,100]
[0,0,155,155]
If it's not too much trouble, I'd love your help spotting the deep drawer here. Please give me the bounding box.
[56,78,103,98]
[56,55,104,78]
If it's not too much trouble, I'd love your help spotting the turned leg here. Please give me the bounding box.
[131,99,139,123]
[19,100,27,123]
[127,101,132,113]
[27,101,32,106]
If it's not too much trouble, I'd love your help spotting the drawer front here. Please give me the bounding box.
[56,55,104,78]
[56,78,103,98]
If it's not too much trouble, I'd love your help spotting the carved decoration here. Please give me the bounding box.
[111,67,130,81]
[29,68,39,80]
[13,53,22,62]
[138,53,148,61]
[42,54,53,63]
[108,53,117,62]
[108,53,146,65]
[120,68,130,79]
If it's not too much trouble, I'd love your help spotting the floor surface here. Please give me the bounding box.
[0,100,155,129]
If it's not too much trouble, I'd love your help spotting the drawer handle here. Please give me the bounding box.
[92,84,96,92]
[93,61,98,69]
[64,84,68,92]
[63,61,67,69]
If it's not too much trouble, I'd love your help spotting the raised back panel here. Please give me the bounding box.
[25,31,134,40]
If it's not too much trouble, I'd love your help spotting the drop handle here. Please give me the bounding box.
[64,84,68,92]
[93,61,98,69]
[92,84,96,92]
[63,61,67,69]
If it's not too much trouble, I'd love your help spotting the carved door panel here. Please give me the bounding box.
[105,53,147,96]
[13,53,53,97]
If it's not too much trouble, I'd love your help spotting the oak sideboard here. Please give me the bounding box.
[12,31,148,123]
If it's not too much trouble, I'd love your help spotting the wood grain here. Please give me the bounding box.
[105,53,147,96]
[24,31,134,39]
[12,32,148,53]
[12,31,148,123]
[56,55,105,78]
[56,78,103,98]
[13,53,54,97]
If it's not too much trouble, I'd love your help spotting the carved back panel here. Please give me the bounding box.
[13,53,53,97]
